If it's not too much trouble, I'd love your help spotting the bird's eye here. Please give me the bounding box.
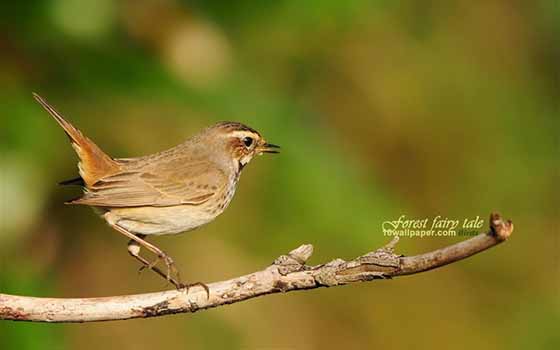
[243,137,254,148]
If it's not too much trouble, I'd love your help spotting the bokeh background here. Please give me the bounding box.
[1,1,558,349]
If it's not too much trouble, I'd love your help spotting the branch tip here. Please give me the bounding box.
[273,244,314,275]
[489,213,514,241]
[289,244,314,263]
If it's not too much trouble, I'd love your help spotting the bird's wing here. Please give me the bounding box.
[69,158,227,207]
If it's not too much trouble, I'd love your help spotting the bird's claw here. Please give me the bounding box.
[178,282,210,299]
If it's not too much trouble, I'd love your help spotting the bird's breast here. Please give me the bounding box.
[205,171,240,216]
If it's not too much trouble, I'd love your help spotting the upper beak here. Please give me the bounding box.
[260,143,281,154]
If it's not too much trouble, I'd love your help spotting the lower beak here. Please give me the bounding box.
[260,143,281,154]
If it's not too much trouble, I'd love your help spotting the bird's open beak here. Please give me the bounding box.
[259,143,281,154]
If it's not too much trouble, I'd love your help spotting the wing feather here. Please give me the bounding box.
[69,159,226,207]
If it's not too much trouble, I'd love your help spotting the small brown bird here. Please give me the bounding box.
[33,93,279,291]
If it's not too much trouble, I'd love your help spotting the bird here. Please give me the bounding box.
[33,93,280,292]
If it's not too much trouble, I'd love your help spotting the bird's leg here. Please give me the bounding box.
[111,223,210,297]
[129,238,210,296]
[110,223,183,288]
[127,239,209,296]
[127,238,183,288]
[126,236,165,275]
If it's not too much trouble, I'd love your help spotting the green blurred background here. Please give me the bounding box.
[1,0,558,349]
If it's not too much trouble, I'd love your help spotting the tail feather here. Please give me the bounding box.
[59,176,85,186]
[33,93,119,187]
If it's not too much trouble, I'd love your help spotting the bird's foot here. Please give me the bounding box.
[178,281,210,299]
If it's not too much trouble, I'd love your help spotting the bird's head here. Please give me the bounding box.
[207,121,280,171]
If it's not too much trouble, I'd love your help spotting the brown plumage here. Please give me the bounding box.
[33,93,279,291]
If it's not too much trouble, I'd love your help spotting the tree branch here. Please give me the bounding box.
[0,213,513,323]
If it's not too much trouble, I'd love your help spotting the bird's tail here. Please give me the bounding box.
[33,93,119,187]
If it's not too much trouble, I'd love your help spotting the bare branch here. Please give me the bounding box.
[0,213,513,323]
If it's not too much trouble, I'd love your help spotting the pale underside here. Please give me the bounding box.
[104,204,224,236]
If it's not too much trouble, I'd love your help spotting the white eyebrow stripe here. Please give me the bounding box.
[228,130,260,138]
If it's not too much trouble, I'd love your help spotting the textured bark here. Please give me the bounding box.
[0,213,513,323]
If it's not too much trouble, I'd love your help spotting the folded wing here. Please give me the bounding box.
[69,159,226,207]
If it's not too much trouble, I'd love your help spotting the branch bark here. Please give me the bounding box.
[0,213,513,323]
